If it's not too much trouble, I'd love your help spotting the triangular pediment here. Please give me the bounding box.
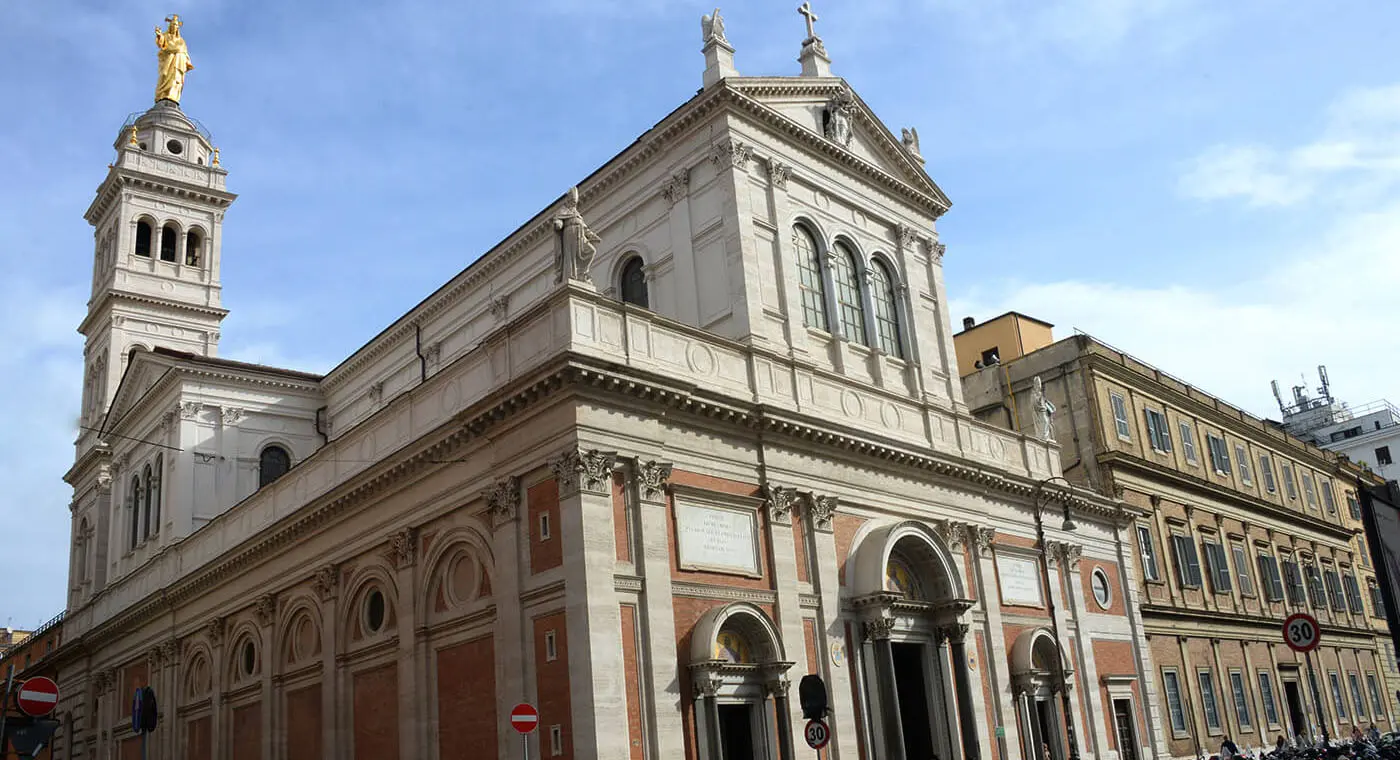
[725,78,950,213]
[103,353,177,434]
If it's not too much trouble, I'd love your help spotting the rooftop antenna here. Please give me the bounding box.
[1317,365,1331,403]
[1272,380,1285,415]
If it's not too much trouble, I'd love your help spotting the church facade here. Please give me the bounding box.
[51,12,1164,760]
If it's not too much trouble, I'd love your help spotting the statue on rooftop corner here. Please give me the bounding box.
[901,127,921,156]
[154,14,194,104]
[553,187,601,284]
[701,8,727,45]
[1032,375,1056,442]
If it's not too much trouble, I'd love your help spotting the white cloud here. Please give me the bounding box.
[1181,83,1400,207]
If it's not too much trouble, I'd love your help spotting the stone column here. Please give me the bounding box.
[631,460,686,759]
[930,629,960,760]
[697,673,723,760]
[486,475,526,757]
[312,564,339,760]
[765,485,809,752]
[945,624,982,760]
[255,593,276,760]
[769,677,796,760]
[551,447,628,760]
[866,617,906,760]
[389,528,420,760]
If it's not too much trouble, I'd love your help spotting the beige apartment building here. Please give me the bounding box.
[957,316,1395,758]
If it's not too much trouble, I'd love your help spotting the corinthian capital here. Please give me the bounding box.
[550,448,618,497]
[632,460,673,501]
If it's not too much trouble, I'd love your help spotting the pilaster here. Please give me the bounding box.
[389,527,420,760]
[312,564,339,760]
[1056,541,1105,759]
[763,484,811,752]
[806,492,857,760]
[972,526,1019,758]
[631,459,685,759]
[664,167,700,325]
[487,473,526,759]
[256,592,275,760]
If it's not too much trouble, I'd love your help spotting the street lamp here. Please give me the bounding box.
[1034,475,1081,760]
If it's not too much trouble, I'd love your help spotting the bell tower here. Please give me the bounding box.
[77,98,236,450]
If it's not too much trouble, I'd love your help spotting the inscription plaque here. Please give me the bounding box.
[998,555,1043,606]
[675,501,759,576]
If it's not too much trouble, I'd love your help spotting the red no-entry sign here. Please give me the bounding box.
[16,676,60,717]
[510,702,539,734]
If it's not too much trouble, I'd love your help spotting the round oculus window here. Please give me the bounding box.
[241,640,256,676]
[166,139,184,155]
[366,589,386,633]
[1091,568,1112,609]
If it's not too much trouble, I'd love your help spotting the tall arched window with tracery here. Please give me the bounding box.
[870,259,903,357]
[128,475,141,548]
[142,463,154,540]
[793,225,828,331]
[259,445,291,489]
[831,242,867,345]
[619,256,649,308]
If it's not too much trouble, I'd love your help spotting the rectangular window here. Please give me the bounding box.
[1348,493,1363,520]
[1282,464,1298,500]
[1302,473,1318,509]
[1258,671,1280,726]
[981,347,1000,366]
[1259,454,1277,493]
[1330,671,1348,719]
[545,629,558,661]
[1232,544,1255,596]
[1138,525,1160,582]
[1180,421,1198,464]
[1322,481,1337,514]
[1235,444,1253,486]
[1368,673,1385,715]
[1163,669,1188,734]
[1282,559,1306,606]
[550,725,563,756]
[1349,672,1368,719]
[1370,579,1386,618]
[539,511,552,541]
[1324,569,1347,611]
[1305,563,1326,609]
[1378,446,1394,466]
[1172,534,1203,588]
[1112,393,1131,440]
[1229,671,1252,729]
[1202,541,1232,593]
[1257,553,1285,602]
[1344,573,1365,614]
[1207,434,1232,475]
[1145,408,1173,452]
[1199,670,1222,730]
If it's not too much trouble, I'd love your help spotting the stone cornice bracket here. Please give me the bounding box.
[863,615,896,642]
[220,406,244,426]
[254,593,277,627]
[974,526,997,557]
[206,616,225,646]
[179,401,201,420]
[312,563,339,602]
[661,168,690,206]
[632,459,673,502]
[390,527,418,570]
[763,484,801,526]
[766,159,791,190]
[709,138,754,172]
[805,492,837,533]
[550,448,618,498]
[486,475,521,524]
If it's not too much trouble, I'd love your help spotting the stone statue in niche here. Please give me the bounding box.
[701,8,727,44]
[1031,375,1056,441]
[553,186,601,284]
[824,89,855,148]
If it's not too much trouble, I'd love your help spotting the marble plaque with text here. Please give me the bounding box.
[998,555,1044,606]
[675,502,759,575]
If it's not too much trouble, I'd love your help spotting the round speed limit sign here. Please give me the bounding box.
[804,719,831,750]
[1283,612,1321,653]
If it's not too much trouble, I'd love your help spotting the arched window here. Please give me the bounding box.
[793,225,828,330]
[869,259,903,357]
[185,231,202,266]
[151,454,163,534]
[259,445,291,488]
[142,463,154,540]
[619,257,649,308]
[128,475,141,548]
[159,224,178,262]
[831,242,867,345]
[135,221,153,257]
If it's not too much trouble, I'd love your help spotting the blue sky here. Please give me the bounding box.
[2,0,1398,626]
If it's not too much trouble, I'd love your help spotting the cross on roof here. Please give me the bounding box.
[798,2,819,40]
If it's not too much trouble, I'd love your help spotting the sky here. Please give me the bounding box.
[2,0,1398,626]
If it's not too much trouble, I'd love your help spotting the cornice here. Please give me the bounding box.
[78,290,229,336]
[104,359,321,439]
[85,168,236,226]
[1100,451,1355,542]
[1140,604,1385,643]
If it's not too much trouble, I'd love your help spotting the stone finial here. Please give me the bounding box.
[701,8,737,87]
[797,2,831,77]
[901,127,923,163]
[211,147,221,167]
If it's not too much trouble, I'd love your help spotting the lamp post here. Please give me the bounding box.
[1034,475,1081,760]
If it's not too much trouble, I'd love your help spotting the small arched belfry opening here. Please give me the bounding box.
[1010,627,1076,760]
[847,520,981,760]
[688,602,794,760]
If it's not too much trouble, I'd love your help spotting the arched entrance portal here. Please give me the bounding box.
[690,603,796,760]
[1010,627,1076,760]
[849,521,981,760]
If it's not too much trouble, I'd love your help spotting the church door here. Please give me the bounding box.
[893,642,937,760]
[718,703,757,760]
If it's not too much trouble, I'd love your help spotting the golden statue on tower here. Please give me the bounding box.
[154,15,194,104]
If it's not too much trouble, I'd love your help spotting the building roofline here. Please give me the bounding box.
[952,310,1055,338]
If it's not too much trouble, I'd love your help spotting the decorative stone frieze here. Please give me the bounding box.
[389,527,417,570]
[764,484,801,525]
[709,139,753,172]
[550,448,618,497]
[486,476,520,524]
[661,169,690,206]
[632,460,673,502]
[254,593,276,626]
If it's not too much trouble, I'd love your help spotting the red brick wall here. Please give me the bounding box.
[230,703,260,760]
[1081,559,1126,616]
[803,619,819,675]
[184,716,211,760]
[353,664,400,760]
[793,517,811,584]
[438,635,497,759]
[621,604,645,760]
[834,513,866,587]
[614,471,631,562]
[529,478,563,573]
[120,737,141,760]
[286,683,322,760]
[673,596,779,760]
[534,612,573,760]
[667,471,772,590]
